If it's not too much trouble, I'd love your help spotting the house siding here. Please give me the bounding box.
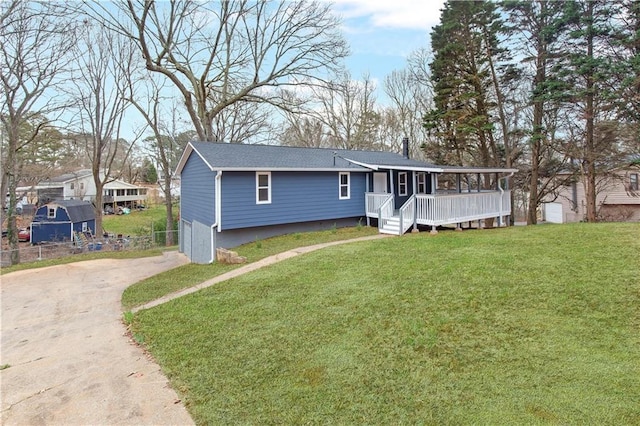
[217,218,362,249]
[600,170,640,205]
[392,170,416,207]
[180,153,216,226]
[221,171,367,230]
[544,169,640,223]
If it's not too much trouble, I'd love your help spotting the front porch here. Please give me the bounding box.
[365,190,512,235]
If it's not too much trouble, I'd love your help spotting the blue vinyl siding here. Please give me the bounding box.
[181,153,216,226]
[33,205,71,222]
[221,171,367,230]
[31,222,71,243]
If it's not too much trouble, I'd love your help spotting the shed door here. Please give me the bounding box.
[373,172,388,193]
[544,203,563,223]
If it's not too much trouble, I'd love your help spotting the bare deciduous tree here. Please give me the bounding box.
[383,49,435,159]
[90,0,348,142]
[129,77,190,246]
[0,0,74,264]
[69,23,140,236]
[279,73,380,150]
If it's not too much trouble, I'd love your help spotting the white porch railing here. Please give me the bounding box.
[415,191,511,226]
[378,195,395,230]
[399,195,415,234]
[366,192,393,217]
[365,191,511,233]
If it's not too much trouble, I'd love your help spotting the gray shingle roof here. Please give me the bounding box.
[52,200,95,223]
[40,169,92,184]
[188,142,440,171]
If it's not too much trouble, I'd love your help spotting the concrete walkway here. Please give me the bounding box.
[132,234,389,313]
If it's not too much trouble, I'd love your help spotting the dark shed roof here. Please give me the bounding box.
[49,200,95,222]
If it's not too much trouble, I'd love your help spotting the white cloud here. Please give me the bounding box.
[330,0,445,31]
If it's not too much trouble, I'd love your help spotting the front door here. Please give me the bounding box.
[373,172,388,193]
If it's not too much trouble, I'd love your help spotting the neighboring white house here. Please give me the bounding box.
[35,169,148,210]
[543,164,640,223]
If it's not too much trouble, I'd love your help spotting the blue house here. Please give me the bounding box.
[30,200,96,244]
[176,141,517,263]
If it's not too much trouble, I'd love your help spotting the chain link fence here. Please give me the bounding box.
[1,230,179,268]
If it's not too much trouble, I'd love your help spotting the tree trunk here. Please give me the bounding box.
[584,1,598,222]
[163,181,174,246]
[527,2,548,226]
[93,173,104,238]
[5,124,20,265]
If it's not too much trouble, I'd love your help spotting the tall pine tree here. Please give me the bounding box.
[556,0,620,222]
[424,0,506,174]
[503,0,568,224]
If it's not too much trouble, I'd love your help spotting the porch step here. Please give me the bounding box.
[379,217,401,235]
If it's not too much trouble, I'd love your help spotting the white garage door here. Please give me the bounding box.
[544,203,563,223]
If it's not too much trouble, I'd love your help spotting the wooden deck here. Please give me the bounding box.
[366,191,512,235]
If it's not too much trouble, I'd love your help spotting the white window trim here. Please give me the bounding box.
[417,172,426,194]
[630,173,639,191]
[399,172,408,196]
[339,172,350,200]
[256,171,271,204]
[47,207,55,219]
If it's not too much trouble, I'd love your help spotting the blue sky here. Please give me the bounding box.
[330,0,446,87]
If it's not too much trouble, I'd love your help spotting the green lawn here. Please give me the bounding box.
[103,204,171,236]
[121,224,378,310]
[130,223,640,424]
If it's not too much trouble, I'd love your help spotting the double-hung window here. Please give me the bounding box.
[256,172,271,204]
[339,172,350,199]
[417,173,426,194]
[398,172,408,196]
[630,173,639,191]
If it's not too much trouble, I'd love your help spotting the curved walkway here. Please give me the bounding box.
[1,234,388,425]
[132,234,389,313]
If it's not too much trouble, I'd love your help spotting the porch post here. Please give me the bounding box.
[366,173,370,227]
[412,171,418,231]
[477,173,481,192]
[389,170,395,202]
[496,173,502,227]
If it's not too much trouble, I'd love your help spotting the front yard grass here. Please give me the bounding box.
[131,222,640,424]
[121,224,378,310]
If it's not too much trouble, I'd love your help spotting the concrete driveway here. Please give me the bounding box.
[0,251,195,425]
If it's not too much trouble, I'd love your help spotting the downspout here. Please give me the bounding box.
[215,170,222,231]
[211,170,222,263]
